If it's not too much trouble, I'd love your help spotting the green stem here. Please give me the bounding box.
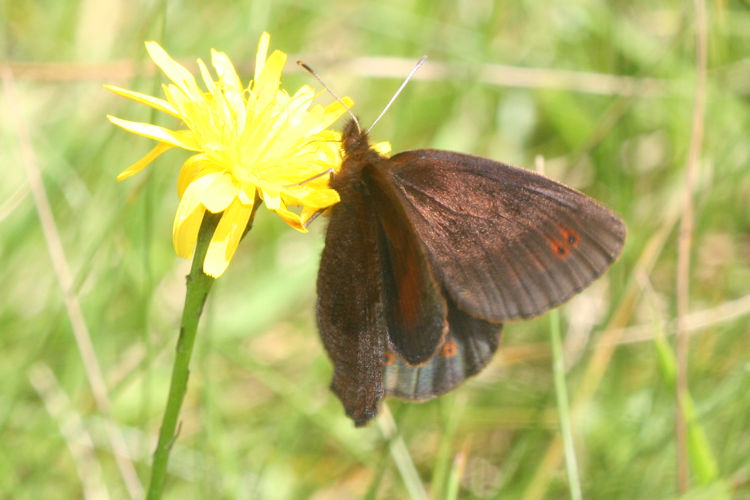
[146,212,220,499]
[549,309,583,500]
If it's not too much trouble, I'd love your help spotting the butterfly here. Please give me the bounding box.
[315,117,626,426]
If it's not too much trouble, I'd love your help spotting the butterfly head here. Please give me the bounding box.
[342,118,370,156]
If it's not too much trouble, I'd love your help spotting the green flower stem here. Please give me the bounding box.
[146,212,220,500]
[549,309,582,500]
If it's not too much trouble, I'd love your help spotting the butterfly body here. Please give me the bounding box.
[317,119,626,426]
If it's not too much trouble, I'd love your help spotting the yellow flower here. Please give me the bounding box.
[106,33,352,277]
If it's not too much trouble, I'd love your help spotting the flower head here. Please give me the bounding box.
[107,33,351,277]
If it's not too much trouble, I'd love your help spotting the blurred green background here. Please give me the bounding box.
[2,0,749,498]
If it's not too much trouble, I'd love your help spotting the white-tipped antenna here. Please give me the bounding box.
[299,56,428,136]
[366,55,427,135]
[297,61,361,134]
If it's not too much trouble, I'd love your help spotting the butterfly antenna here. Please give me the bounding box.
[297,60,361,134]
[366,55,427,135]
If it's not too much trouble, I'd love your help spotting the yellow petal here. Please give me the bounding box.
[107,115,199,150]
[212,49,246,133]
[145,41,203,100]
[253,32,271,83]
[177,154,211,198]
[372,141,392,156]
[254,49,286,111]
[238,186,256,205]
[104,84,180,119]
[161,83,209,129]
[299,205,323,226]
[203,197,254,277]
[273,206,307,233]
[279,85,315,125]
[201,173,238,213]
[212,50,242,94]
[308,97,355,133]
[197,59,218,94]
[172,180,209,258]
[117,142,173,181]
[289,187,340,208]
[262,189,282,210]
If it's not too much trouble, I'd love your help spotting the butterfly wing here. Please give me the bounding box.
[385,294,502,401]
[387,149,626,321]
[317,156,448,425]
[317,194,387,425]
[362,161,447,365]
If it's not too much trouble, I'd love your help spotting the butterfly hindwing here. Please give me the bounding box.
[385,294,503,401]
[388,149,626,322]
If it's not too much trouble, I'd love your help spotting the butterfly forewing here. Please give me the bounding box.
[317,142,449,425]
[317,190,387,425]
[363,162,447,365]
[388,149,627,321]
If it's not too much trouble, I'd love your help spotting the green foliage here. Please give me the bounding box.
[1,0,749,498]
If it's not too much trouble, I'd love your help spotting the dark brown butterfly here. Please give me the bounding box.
[316,119,626,426]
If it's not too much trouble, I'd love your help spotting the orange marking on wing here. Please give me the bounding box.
[548,226,579,259]
[383,351,396,366]
[440,341,458,358]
